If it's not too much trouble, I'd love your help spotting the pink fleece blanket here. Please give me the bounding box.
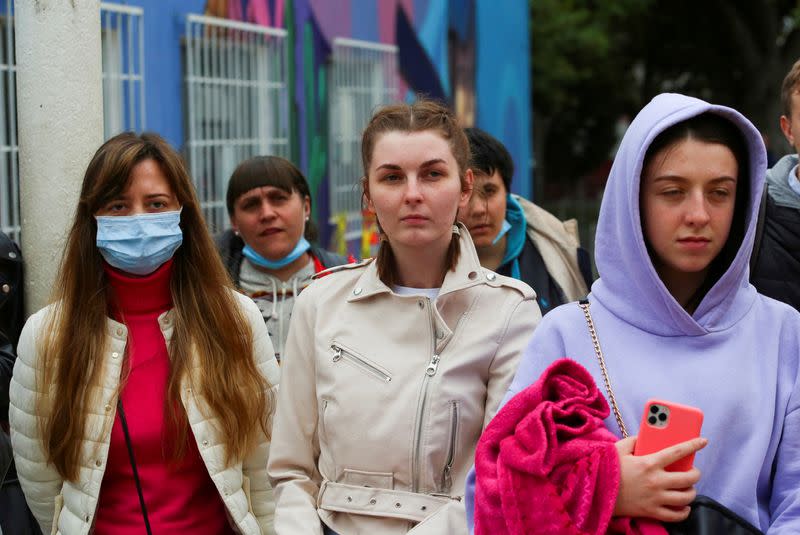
[474,358,667,535]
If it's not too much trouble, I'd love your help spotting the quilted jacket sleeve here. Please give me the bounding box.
[8,307,63,535]
[238,294,281,535]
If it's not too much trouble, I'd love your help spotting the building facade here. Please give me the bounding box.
[1,0,531,256]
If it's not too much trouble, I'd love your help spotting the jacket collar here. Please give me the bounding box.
[105,309,176,341]
[512,194,579,249]
[347,223,488,302]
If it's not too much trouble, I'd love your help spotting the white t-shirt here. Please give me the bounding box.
[391,285,441,300]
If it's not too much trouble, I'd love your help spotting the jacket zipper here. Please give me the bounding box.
[412,298,440,493]
[330,342,392,383]
[440,400,458,493]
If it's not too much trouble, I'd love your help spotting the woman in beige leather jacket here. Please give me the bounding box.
[267,100,541,534]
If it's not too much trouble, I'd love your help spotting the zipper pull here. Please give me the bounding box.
[425,354,440,376]
[442,465,452,494]
[332,346,342,362]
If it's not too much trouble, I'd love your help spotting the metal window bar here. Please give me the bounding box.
[0,2,143,243]
[101,2,145,139]
[0,0,17,242]
[185,14,290,232]
[328,38,399,240]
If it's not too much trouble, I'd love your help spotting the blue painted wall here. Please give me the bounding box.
[10,0,532,198]
[349,0,379,42]
[475,0,531,199]
[95,1,534,201]
[122,0,207,149]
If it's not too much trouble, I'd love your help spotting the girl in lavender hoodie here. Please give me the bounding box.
[466,93,800,533]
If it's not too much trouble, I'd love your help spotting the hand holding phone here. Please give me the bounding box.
[614,434,706,521]
[633,399,704,472]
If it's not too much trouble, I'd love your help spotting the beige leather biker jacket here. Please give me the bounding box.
[268,228,541,534]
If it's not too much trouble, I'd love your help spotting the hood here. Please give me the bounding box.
[592,93,766,336]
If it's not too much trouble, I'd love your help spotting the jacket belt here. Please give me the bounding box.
[318,480,458,522]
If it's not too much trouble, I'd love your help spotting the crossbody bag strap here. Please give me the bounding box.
[578,299,628,438]
[117,398,153,535]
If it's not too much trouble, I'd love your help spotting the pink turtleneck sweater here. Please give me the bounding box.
[94,260,235,534]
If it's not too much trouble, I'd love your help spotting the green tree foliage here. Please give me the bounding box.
[533,0,800,198]
[531,0,651,197]
[639,1,800,145]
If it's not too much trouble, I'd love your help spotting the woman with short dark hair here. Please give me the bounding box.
[216,156,351,363]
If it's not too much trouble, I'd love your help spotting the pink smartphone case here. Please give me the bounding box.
[633,398,704,472]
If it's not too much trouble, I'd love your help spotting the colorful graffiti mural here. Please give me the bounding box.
[209,0,530,254]
[133,0,531,255]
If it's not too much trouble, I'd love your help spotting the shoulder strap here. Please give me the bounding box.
[750,184,769,276]
[577,299,628,438]
[117,399,153,535]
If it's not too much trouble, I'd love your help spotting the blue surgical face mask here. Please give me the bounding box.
[242,236,311,270]
[96,210,183,276]
[492,219,512,245]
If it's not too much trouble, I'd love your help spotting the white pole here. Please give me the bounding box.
[15,0,103,314]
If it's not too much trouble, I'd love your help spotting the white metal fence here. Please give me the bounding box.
[0,2,145,243]
[184,14,290,232]
[0,1,17,242]
[101,2,145,138]
[328,37,399,240]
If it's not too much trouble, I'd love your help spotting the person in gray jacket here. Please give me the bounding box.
[750,58,800,310]
[458,128,592,314]
[216,156,351,363]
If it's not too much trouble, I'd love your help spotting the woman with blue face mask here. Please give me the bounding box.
[216,156,352,363]
[9,132,280,535]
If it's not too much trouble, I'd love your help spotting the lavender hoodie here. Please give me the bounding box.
[465,93,800,533]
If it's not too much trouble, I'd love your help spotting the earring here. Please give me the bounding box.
[452,224,460,235]
[234,230,240,236]
[305,216,310,222]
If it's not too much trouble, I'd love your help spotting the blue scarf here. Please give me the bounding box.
[242,237,311,270]
[498,194,526,280]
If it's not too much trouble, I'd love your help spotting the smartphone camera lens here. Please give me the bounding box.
[658,413,667,422]
[648,415,657,424]
[650,405,659,414]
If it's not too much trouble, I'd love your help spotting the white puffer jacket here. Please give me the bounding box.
[9,292,280,535]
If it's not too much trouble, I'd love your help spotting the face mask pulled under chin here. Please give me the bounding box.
[492,219,512,245]
[242,236,311,270]
[95,210,183,276]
